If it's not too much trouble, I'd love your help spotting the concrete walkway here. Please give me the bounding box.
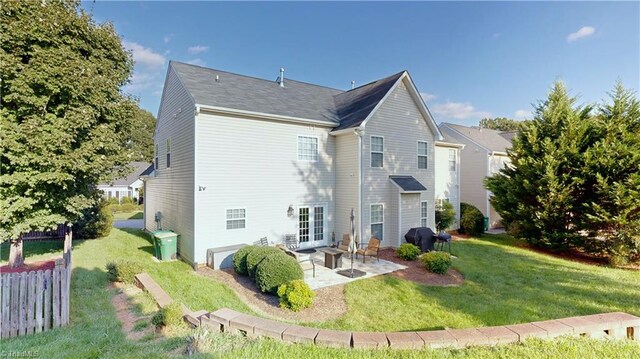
[486,228,506,235]
[114,219,144,229]
[303,251,406,290]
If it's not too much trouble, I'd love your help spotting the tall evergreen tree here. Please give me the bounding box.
[479,117,525,131]
[0,0,135,266]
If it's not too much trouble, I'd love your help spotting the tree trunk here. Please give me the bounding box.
[9,236,24,268]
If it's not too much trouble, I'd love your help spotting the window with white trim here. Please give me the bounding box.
[226,208,246,230]
[370,204,384,240]
[297,136,318,161]
[418,141,428,169]
[154,144,159,170]
[165,138,171,169]
[448,149,456,171]
[371,136,383,168]
[421,201,428,227]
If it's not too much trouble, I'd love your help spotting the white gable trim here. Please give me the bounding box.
[359,72,444,141]
[440,123,492,154]
[435,140,465,149]
[196,104,337,127]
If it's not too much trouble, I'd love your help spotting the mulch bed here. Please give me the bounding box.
[197,267,348,322]
[0,259,56,274]
[378,248,464,286]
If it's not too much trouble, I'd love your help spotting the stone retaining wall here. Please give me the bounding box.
[135,272,640,350]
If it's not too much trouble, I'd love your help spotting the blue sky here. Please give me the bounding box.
[84,1,639,126]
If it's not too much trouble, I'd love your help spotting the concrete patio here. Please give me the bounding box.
[302,249,407,290]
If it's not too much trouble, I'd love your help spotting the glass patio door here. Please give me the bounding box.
[298,205,326,248]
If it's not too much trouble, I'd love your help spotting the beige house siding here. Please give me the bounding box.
[144,65,197,265]
[400,193,421,247]
[361,79,437,247]
[193,112,336,264]
[487,154,511,227]
[335,133,360,243]
[435,144,461,229]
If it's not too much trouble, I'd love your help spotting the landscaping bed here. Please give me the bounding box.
[378,248,464,286]
[199,267,347,322]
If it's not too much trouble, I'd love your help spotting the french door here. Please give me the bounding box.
[298,205,326,248]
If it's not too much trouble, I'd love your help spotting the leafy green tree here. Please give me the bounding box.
[485,82,592,249]
[126,108,156,162]
[435,201,456,232]
[0,0,135,266]
[581,84,640,264]
[479,117,525,131]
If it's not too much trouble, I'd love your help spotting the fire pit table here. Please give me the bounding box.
[318,248,346,269]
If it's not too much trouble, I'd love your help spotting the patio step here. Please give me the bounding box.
[134,272,173,308]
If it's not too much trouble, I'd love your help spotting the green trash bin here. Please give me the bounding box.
[483,217,489,232]
[152,230,178,261]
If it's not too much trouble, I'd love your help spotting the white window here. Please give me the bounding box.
[449,149,456,171]
[371,136,383,168]
[370,204,384,240]
[154,144,159,170]
[165,138,171,169]
[418,141,428,169]
[297,136,318,161]
[226,208,246,230]
[421,201,428,227]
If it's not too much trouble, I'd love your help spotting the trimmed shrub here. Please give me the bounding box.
[396,243,421,261]
[246,246,282,278]
[459,202,485,236]
[277,279,315,312]
[151,302,185,328]
[105,260,143,284]
[232,245,256,276]
[255,253,303,294]
[435,200,456,231]
[421,252,452,275]
[75,199,113,239]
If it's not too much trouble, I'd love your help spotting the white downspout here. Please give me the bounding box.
[355,128,364,248]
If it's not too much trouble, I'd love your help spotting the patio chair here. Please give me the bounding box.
[337,234,351,252]
[276,244,315,277]
[356,238,380,263]
[284,234,299,250]
[253,237,269,246]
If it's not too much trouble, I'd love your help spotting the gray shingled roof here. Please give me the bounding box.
[100,162,152,186]
[441,123,512,153]
[170,62,406,130]
[389,176,427,192]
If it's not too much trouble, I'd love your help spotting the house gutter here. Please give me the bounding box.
[196,104,337,127]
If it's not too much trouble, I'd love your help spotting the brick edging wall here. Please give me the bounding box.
[134,273,639,350]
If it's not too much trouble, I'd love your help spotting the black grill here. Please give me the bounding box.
[404,227,436,252]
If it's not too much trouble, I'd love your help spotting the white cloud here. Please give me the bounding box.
[163,34,173,44]
[514,109,532,119]
[122,40,165,67]
[420,93,437,102]
[186,58,206,67]
[187,45,209,54]
[431,101,492,120]
[567,26,595,43]
[124,71,161,93]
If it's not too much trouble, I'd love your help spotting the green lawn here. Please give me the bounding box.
[1,230,639,358]
[112,210,143,220]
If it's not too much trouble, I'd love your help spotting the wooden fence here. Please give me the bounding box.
[21,223,68,241]
[0,228,72,338]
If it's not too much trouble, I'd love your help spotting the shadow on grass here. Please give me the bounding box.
[0,240,64,263]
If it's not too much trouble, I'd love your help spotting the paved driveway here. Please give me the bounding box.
[114,219,144,229]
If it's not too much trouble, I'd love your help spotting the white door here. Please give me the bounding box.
[298,205,326,248]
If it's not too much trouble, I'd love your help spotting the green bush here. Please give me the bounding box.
[105,260,143,284]
[255,253,303,294]
[232,245,256,276]
[277,279,315,311]
[121,196,135,205]
[396,243,421,261]
[246,246,282,278]
[421,251,452,274]
[151,302,184,328]
[459,202,485,236]
[75,199,113,239]
[435,200,457,231]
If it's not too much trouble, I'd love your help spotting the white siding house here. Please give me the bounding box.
[439,123,512,229]
[434,141,464,229]
[144,62,443,267]
[98,161,152,204]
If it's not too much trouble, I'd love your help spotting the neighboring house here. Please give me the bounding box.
[434,141,464,229]
[439,123,512,229]
[143,61,444,267]
[98,161,152,204]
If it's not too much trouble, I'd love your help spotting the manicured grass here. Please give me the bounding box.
[2,230,639,358]
[112,210,143,220]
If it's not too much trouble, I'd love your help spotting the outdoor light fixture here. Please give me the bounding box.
[287,205,294,217]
